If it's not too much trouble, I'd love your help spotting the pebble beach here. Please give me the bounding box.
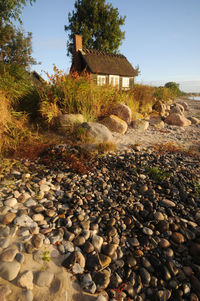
[0,98,200,301]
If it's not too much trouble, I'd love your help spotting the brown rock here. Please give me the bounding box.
[165,113,191,126]
[171,232,185,244]
[112,103,132,124]
[101,115,128,134]
[2,212,16,225]
[0,248,18,262]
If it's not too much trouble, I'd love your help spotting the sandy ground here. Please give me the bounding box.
[113,98,200,152]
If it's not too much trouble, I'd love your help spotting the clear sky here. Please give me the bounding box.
[22,0,200,92]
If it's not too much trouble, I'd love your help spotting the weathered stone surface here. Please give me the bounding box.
[93,270,110,291]
[171,232,185,244]
[0,260,21,281]
[170,103,185,114]
[0,247,18,262]
[165,113,191,126]
[132,120,149,131]
[80,122,114,143]
[2,212,17,225]
[57,114,85,128]
[14,215,37,228]
[17,270,34,290]
[112,103,132,125]
[101,115,128,134]
[152,100,166,116]
[178,101,189,111]
[188,116,200,124]
[0,284,12,300]
[35,270,54,287]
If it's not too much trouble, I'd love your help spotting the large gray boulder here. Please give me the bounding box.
[101,115,128,134]
[112,103,132,125]
[81,122,114,143]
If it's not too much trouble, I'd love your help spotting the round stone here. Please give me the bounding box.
[4,198,17,207]
[159,238,170,248]
[0,247,18,262]
[35,270,54,287]
[0,260,21,281]
[143,227,153,235]
[32,214,44,222]
[171,232,185,244]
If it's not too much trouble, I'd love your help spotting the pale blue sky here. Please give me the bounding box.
[22,0,200,92]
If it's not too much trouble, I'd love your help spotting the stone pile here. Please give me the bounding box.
[0,145,200,301]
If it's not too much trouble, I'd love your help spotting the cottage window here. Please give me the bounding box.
[109,75,119,87]
[97,75,106,86]
[122,77,130,89]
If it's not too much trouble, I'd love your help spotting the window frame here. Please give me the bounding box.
[109,75,120,87]
[97,75,106,86]
[122,77,130,89]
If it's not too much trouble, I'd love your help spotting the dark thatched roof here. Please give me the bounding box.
[79,49,137,77]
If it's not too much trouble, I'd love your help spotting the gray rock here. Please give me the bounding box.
[0,247,18,262]
[112,103,132,125]
[93,269,110,291]
[0,225,10,237]
[80,122,114,143]
[0,238,10,249]
[0,260,21,281]
[14,215,37,228]
[35,270,54,287]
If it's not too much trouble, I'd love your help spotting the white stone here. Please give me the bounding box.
[14,215,37,228]
[4,198,17,207]
[92,235,103,252]
[18,270,34,290]
[40,184,50,193]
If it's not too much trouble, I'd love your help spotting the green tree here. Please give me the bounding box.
[0,25,35,66]
[0,0,36,67]
[165,82,182,96]
[0,0,36,25]
[65,0,126,56]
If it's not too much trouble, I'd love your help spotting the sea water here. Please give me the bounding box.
[188,96,200,101]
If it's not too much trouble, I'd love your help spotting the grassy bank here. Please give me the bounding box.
[0,65,181,159]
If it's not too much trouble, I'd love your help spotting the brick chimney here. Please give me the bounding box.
[72,35,83,72]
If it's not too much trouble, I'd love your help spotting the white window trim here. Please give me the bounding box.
[122,77,130,88]
[109,75,120,87]
[97,75,106,86]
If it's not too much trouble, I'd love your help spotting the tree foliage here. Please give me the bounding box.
[0,0,36,67]
[65,0,126,56]
[0,25,35,66]
[165,82,182,96]
[0,0,36,25]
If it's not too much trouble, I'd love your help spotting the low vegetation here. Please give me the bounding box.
[0,64,183,159]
